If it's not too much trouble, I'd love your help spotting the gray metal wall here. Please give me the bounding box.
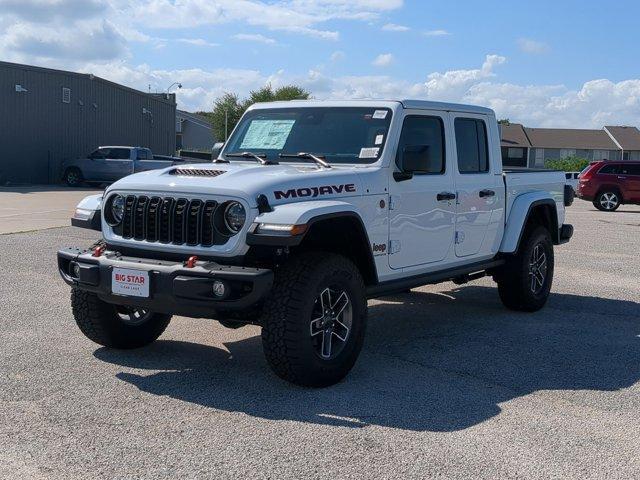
[180,121,215,151]
[0,62,176,184]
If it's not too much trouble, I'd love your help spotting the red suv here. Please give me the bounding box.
[577,161,640,211]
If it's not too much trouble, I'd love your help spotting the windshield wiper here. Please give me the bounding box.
[279,152,331,169]
[226,151,277,165]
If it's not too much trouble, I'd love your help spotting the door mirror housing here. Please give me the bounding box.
[211,142,225,160]
[394,145,431,181]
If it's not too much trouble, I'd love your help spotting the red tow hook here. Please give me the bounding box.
[92,245,105,257]
[185,256,198,268]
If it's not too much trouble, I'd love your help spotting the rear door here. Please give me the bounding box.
[451,114,504,258]
[133,148,173,173]
[388,110,456,269]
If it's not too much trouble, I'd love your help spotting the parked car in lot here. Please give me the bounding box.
[58,99,573,387]
[62,146,183,186]
[576,161,640,211]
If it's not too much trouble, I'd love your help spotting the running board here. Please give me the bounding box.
[366,259,505,299]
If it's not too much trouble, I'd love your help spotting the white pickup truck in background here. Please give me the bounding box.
[58,99,574,387]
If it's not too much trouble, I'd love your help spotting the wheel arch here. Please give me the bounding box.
[500,196,560,254]
[292,213,378,286]
[248,202,378,286]
[596,184,624,201]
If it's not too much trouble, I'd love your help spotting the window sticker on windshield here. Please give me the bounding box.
[240,119,295,150]
[359,147,380,159]
[372,110,388,119]
[375,134,384,145]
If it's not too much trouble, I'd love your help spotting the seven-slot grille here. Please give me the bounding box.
[117,195,220,246]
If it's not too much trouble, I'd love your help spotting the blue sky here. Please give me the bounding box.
[2,0,640,127]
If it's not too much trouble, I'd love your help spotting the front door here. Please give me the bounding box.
[620,163,640,202]
[451,114,504,258]
[388,112,456,269]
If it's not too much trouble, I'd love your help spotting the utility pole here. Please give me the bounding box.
[225,108,228,141]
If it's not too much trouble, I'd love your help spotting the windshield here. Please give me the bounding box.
[223,107,393,165]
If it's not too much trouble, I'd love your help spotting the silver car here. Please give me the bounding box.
[62,146,183,186]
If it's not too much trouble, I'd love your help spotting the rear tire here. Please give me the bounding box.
[71,289,171,349]
[593,190,621,211]
[261,252,367,387]
[497,226,554,312]
[64,168,83,187]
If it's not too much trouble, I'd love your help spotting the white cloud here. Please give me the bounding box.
[424,29,450,37]
[232,33,277,45]
[0,19,128,62]
[518,38,549,54]
[177,38,219,48]
[424,54,506,100]
[372,53,394,67]
[382,23,410,32]
[330,50,346,62]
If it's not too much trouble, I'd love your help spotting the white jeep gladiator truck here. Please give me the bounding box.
[58,100,574,387]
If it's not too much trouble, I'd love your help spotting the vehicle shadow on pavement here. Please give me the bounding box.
[94,285,640,432]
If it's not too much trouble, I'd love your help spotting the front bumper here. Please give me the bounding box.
[57,247,273,318]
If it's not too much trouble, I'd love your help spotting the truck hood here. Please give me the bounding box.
[105,162,381,207]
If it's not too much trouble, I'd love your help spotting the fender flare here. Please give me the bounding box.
[70,194,103,231]
[246,200,370,247]
[500,193,559,253]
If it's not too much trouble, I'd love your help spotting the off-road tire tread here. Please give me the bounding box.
[497,226,554,312]
[71,289,171,349]
[261,252,366,387]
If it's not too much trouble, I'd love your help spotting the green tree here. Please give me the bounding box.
[544,155,590,172]
[210,84,310,141]
[210,93,244,142]
[498,118,510,125]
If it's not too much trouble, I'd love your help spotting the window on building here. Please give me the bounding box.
[593,150,610,161]
[560,149,576,158]
[508,147,524,158]
[396,116,446,174]
[455,118,489,173]
[623,152,630,161]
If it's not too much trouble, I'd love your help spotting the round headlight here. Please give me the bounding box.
[223,201,246,234]
[108,194,125,226]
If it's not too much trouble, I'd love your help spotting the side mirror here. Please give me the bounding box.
[211,142,224,160]
[394,145,431,181]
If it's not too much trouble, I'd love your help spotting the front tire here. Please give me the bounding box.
[64,168,83,187]
[261,252,367,387]
[497,226,554,312]
[594,190,621,211]
[71,289,171,349]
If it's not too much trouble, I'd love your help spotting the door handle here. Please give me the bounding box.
[437,192,456,201]
[479,189,495,198]
[618,176,627,180]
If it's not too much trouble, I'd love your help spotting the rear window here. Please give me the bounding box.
[455,118,489,173]
[598,164,619,174]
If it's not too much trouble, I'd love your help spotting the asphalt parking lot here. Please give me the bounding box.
[1,194,639,479]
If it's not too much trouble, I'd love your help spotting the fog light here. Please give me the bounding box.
[212,280,226,298]
[69,262,81,278]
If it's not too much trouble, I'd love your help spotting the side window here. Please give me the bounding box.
[91,148,108,159]
[598,164,619,174]
[396,116,445,174]
[136,149,151,160]
[455,118,489,173]
[109,148,131,160]
[627,164,640,176]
